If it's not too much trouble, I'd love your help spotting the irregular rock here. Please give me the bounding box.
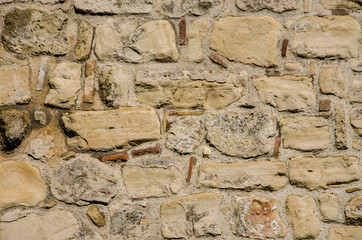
[335,103,347,149]
[345,196,362,225]
[0,211,80,240]
[25,133,54,161]
[87,205,105,227]
[110,207,145,235]
[50,154,118,205]
[2,8,68,55]
[350,76,362,103]
[75,21,94,61]
[122,166,183,198]
[319,66,347,98]
[350,108,362,136]
[349,59,362,72]
[61,107,160,151]
[284,62,303,71]
[328,226,362,240]
[318,193,343,222]
[94,23,123,60]
[205,109,276,157]
[289,156,360,190]
[210,16,281,67]
[157,0,223,18]
[161,192,223,238]
[236,0,298,12]
[83,59,96,103]
[34,110,46,125]
[45,62,82,109]
[187,19,209,62]
[74,0,153,14]
[198,161,287,190]
[254,75,315,112]
[319,0,362,9]
[286,195,320,239]
[292,16,361,58]
[280,116,330,151]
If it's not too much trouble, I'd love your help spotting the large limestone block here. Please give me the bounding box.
[198,161,287,191]
[0,211,80,240]
[350,108,362,136]
[319,0,362,9]
[122,166,183,198]
[236,0,298,12]
[205,109,276,157]
[0,161,46,211]
[161,193,223,238]
[328,226,362,240]
[254,75,315,112]
[210,16,281,67]
[2,9,68,55]
[292,16,361,58]
[156,0,223,18]
[61,107,160,151]
[289,156,360,190]
[318,193,343,222]
[74,0,153,14]
[345,196,362,225]
[280,116,330,151]
[319,66,347,98]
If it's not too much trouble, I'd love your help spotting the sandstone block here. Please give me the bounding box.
[328,226,362,240]
[187,19,209,62]
[350,108,362,136]
[156,0,223,18]
[74,0,153,14]
[319,66,347,98]
[25,132,54,161]
[318,193,343,222]
[350,59,362,72]
[236,0,297,12]
[87,205,105,227]
[350,76,362,103]
[210,16,281,67]
[319,0,362,9]
[75,21,93,61]
[94,23,123,60]
[335,103,347,149]
[345,196,362,225]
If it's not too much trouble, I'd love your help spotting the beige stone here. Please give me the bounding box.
[289,156,360,190]
[280,116,330,151]
[350,59,362,72]
[350,76,362,103]
[286,195,320,239]
[350,108,362,136]
[161,193,223,238]
[83,59,96,103]
[25,132,55,161]
[345,196,362,225]
[187,19,209,62]
[0,211,80,240]
[94,24,122,60]
[319,0,362,9]
[198,161,287,190]
[210,16,281,67]
[156,0,223,18]
[254,75,315,112]
[292,16,361,58]
[87,205,105,227]
[0,161,46,211]
[319,67,347,98]
[328,226,362,240]
[74,0,153,14]
[284,62,303,71]
[61,107,160,151]
[318,193,343,222]
[122,166,183,199]
[236,0,298,12]
[335,103,347,149]
[75,21,94,61]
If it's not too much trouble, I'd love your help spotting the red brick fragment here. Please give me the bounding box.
[319,99,330,112]
[273,136,280,156]
[186,156,196,182]
[281,39,289,57]
[209,53,228,68]
[179,18,187,45]
[131,145,161,157]
[101,153,128,162]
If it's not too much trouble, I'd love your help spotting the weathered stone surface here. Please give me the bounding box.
[110,207,145,235]
[0,161,46,211]
[34,110,46,125]
[136,70,246,109]
[87,205,105,227]
[254,75,315,112]
[45,62,82,109]
[319,67,347,98]
[161,192,223,238]
[0,211,80,240]
[292,16,361,58]
[289,156,360,190]
[318,193,343,222]
[345,196,362,225]
[210,16,281,67]
[350,59,362,72]
[335,103,347,149]
[236,0,297,12]
[122,166,183,198]
[187,19,209,62]
[83,59,96,103]
[350,108,362,136]
[233,196,286,238]
[75,21,93,61]
[61,107,160,151]
[286,195,320,239]
[205,109,276,157]
[284,62,303,71]
[74,0,153,14]
[50,154,118,205]
[25,133,54,161]
[166,116,204,154]
[328,226,362,240]
[280,116,330,151]
[94,23,123,60]
[157,0,223,18]
[319,0,362,9]
[0,66,31,106]
[2,9,68,55]
[1,209,33,222]
[0,109,30,151]
[350,76,362,103]
[198,161,287,190]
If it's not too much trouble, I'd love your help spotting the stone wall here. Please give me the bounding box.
[0,0,361,239]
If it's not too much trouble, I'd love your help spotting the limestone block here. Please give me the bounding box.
[328,226,362,240]
[319,0,362,9]
[236,0,298,12]
[350,76,362,103]
[25,132,54,161]
[74,0,153,14]
[75,21,94,61]
[349,59,362,72]
[156,0,223,18]
[319,67,347,98]
[187,19,209,62]
[345,196,362,225]
[318,193,343,222]
[335,103,347,149]
[94,23,123,60]
[350,108,362,136]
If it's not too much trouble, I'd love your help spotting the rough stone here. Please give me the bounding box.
[236,0,298,12]
[83,59,96,104]
[74,0,153,14]
[0,211,80,240]
[161,192,223,238]
[198,161,287,190]
[318,193,343,222]
[328,226,362,240]
[25,133,54,161]
[289,156,360,190]
[350,108,362,136]
[233,196,286,238]
[253,75,315,112]
[110,207,145,235]
[45,62,82,109]
[157,0,223,18]
[345,196,362,225]
[2,9,68,55]
[205,109,276,157]
[0,109,30,151]
[50,154,118,205]
[292,16,361,58]
[350,76,362,103]
[94,23,122,60]
[34,110,46,125]
[284,62,303,71]
[210,16,281,67]
[335,103,347,149]
[280,116,330,151]
[319,0,362,9]
[286,195,320,239]
[122,166,183,199]
[319,66,347,98]
[75,21,94,61]
[187,19,209,62]
[349,59,362,72]
[87,205,105,227]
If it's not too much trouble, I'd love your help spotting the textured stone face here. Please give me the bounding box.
[87,205,105,227]
[50,154,118,205]
[318,193,343,222]
[292,16,361,58]
[319,0,362,9]
[2,9,68,55]
[0,160,46,211]
[75,21,94,61]
[236,0,298,12]
[328,226,362,240]
[0,211,80,240]
[110,207,145,235]
[161,193,222,238]
[335,103,347,149]
[350,108,362,136]
[187,19,209,62]
[61,107,160,151]
[345,196,362,225]
[319,67,347,98]
[286,195,320,239]
[350,59,362,72]
[233,196,286,238]
[205,110,276,157]
[210,16,281,67]
[253,75,315,112]
[74,0,153,14]
[198,161,287,190]
[157,0,223,18]
[289,156,360,190]
[25,133,54,161]
[122,166,183,198]
[350,76,362,103]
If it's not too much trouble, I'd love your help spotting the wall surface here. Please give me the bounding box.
[0,0,361,239]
